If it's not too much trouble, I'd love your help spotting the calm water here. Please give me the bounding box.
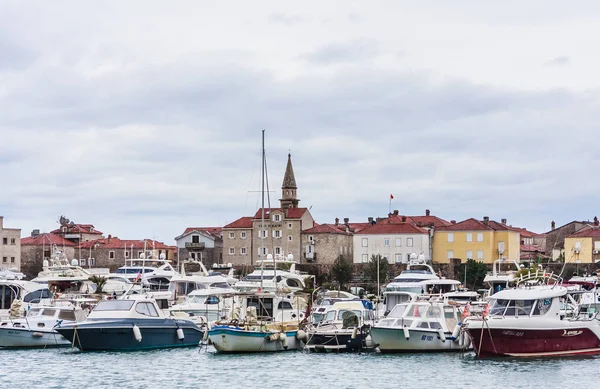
[0,346,597,389]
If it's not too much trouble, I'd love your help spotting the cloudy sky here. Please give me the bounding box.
[1,1,600,242]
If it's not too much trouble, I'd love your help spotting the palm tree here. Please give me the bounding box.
[88,275,108,294]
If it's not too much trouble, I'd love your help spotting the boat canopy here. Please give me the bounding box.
[490,286,567,300]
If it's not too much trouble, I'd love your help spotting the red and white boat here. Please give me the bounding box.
[465,277,600,358]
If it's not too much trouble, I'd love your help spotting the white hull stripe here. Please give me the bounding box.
[505,347,600,357]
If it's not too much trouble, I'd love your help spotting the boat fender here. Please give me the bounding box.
[133,325,142,342]
[202,329,209,342]
[451,323,461,341]
[438,329,446,342]
[403,327,410,340]
[351,327,358,340]
[295,330,308,342]
[176,328,185,341]
[458,331,464,348]
[364,335,374,349]
[32,332,44,338]
[267,333,279,342]
[279,332,288,348]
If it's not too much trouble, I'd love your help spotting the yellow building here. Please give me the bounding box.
[433,217,520,264]
[564,226,600,264]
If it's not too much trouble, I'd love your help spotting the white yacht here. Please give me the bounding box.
[483,258,521,295]
[0,278,52,319]
[233,256,311,293]
[169,288,234,323]
[114,253,177,290]
[0,304,87,348]
[168,259,235,303]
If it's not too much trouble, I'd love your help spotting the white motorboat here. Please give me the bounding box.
[169,287,234,322]
[370,298,469,353]
[232,257,311,293]
[465,271,600,358]
[0,277,53,319]
[114,253,177,291]
[305,300,376,353]
[168,259,235,303]
[483,258,521,295]
[208,292,309,353]
[0,304,87,348]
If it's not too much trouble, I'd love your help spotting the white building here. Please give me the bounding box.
[353,222,430,264]
[174,227,223,267]
[0,216,21,271]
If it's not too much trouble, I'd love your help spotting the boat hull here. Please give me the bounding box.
[0,327,71,348]
[467,327,600,357]
[304,330,367,353]
[371,327,466,353]
[208,326,302,353]
[55,319,202,351]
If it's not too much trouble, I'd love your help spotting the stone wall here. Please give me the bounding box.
[300,233,353,265]
[20,245,76,279]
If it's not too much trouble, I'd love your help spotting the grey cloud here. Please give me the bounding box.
[545,56,570,67]
[268,13,307,25]
[303,39,379,65]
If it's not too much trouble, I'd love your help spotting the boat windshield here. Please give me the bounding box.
[209,282,230,289]
[242,275,273,282]
[94,300,135,311]
[387,304,409,318]
[386,286,425,294]
[115,268,154,274]
[490,299,541,317]
[336,309,362,320]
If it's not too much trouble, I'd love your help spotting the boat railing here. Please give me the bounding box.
[515,268,563,288]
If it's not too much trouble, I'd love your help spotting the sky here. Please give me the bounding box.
[1,0,600,243]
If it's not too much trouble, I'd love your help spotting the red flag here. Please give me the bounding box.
[390,194,394,199]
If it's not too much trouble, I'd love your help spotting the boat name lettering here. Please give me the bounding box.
[420,335,434,341]
[501,330,524,337]
[7,330,20,335]
[562,330,583,337]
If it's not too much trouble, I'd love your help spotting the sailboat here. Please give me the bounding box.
[207,130,309,352]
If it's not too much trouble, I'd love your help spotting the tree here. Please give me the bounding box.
[365,254,389,286]
[456,259,489,290]
[331,255,353,290]
[89,275,108,294]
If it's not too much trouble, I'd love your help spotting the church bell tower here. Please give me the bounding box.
[280,153,299,209]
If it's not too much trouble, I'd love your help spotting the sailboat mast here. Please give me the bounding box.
[260,129,265,290]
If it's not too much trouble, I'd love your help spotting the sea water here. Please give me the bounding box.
[0,346,595,389]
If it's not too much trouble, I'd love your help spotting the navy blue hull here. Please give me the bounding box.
[55,319,203,351]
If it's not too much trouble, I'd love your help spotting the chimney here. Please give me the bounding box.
[451,220,456,224]
[0,216,3,229]
[393,210,399,216]
[108,234,112,242]
[388,213,392,218]
[335,218,339,226]
[501,218,507,225]
[343,218,349,225]
[551,221,556,230]
[368,217,374,224]
[483,216,489,226]
[595,216,599,227]
[401,216,407,222]
[425,209,430,216]
[31,229,40,237]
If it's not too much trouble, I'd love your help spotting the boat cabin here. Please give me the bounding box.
[89,299,166,319]
[487,286,577,319]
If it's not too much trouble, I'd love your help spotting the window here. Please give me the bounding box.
[362,238,368,247]
[1,238,6,245]
[447,250,454,259]
[109,251,115,259]
[395,253,402,263]
[23,289,51,303]
[384,238,390,247]
[135,302,159,317]
[259,230,268,239]
[288,236,292,242]
[229,232,235,239]
[2,257,6,263]
[275,247,282,255]
[407,238,413,247]
[273,214,281,222]
[395,238,402,247]
[190,252,196,259]
[273,230,282,238]
[362,254,369,263]
[288,223,292,229]
[447,233,454,243]
[192,235,200,243]
[498,241,505,254]
[80,258,86,266]
[477,250,484,260]
[241,247,247,255]
[477,233,484,242]
[229,248,235,255]
[466,233,472,242]
[241,231,247,239]
[258,247,268,256]
[466,250,473,260]
[10,238,15,245]
[308,235,314,242]
[10,257,14,263]
[138,251,143,258]
[89,258,95,266]
[124,251,130,258]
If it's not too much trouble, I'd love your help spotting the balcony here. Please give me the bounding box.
[185,242,205,250]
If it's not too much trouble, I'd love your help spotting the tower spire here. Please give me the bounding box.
[280,153,299,208]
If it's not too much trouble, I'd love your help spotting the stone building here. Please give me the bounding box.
[544,220,591,260]
[50,216,105,243]
[0,216,22,271]
[174,227,223,268]
[20,231,76,279]
[223,154,315,266]
[79,237,176,271]
[300,218,370,265]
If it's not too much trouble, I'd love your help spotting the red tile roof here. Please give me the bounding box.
[80,237,175,250]
[179,227,222,239]
[486,220,520,232]
[21,233,77,246]
[511,227,543,238]
[252,208,308,219]
[50,223,103,235]
[436,218,493,231]
[347,223,372,233]
[303,224,349,235]
[378,214,451,228]
[223,217,253,229]
[521,244,545,253]
[357,223,428,235]
[568,226,600,238]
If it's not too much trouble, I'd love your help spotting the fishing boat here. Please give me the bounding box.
[0,305,86,348]
[464,271,600,357]
[370,297,469,353]
[304,300,375,353]
[55,298,203,351]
